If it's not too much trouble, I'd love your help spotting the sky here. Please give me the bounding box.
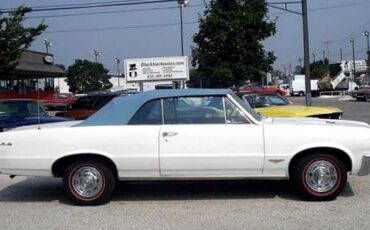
[1,0,370,75]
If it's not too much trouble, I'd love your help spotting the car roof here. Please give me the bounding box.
[77,89,231,126]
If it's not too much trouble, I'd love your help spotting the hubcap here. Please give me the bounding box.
[305,160,338,193]
[71,166,103,198]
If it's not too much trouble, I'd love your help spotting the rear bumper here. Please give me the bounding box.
[358,155,370,176]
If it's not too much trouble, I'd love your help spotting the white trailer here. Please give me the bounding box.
[291,75,319,96]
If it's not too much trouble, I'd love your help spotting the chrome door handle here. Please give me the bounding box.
[162,132,178,137]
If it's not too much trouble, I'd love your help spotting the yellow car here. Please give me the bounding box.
[239,93,343,119]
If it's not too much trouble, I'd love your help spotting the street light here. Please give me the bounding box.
[177,0,189,56]
[93,50,101,63]
[350,37,356,80]
[43,39,52,54]
[115,58,121,87]
[364,30,370,54]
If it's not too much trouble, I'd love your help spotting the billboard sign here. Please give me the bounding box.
[124,56,189,83]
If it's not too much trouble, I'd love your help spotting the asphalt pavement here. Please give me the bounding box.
[1,95,370,230]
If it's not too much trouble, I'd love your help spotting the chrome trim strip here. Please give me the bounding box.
[358,154,370,176]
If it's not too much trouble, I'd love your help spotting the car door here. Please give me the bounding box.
[159,96,264,176]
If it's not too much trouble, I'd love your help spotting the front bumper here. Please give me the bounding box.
[358,155,370,176]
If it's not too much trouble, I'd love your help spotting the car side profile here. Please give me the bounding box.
[0,89,369,205]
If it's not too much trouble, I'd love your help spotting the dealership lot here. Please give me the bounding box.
[1,96,370,230]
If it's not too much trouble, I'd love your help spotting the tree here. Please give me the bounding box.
[66,60,113,94]
[0,6,47,74]
[301,59,329,79]
[190,0,276,88]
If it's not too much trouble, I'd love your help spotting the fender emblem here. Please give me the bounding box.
[268,159,284,163]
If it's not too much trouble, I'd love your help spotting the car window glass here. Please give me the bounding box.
[72,96,97,109]
[230,92,261,121]
[224,98,249,124]
[163,96,225,124]
[93,95,116,110]
[27,101,43,113]
[129,99,162,125]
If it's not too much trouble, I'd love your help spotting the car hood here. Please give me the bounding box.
[265,117,370,129]
[10,120,83,132]
[255,105,342,117]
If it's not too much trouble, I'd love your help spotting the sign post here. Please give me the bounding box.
[124,56,189,91]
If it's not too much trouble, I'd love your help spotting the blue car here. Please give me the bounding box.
[0,99,69,132]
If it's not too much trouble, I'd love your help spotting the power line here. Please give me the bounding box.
[268,0,370,16]
[0,0,178,13]
[44,21,198,34]
[1,0,140,10]
[27,4,203,20]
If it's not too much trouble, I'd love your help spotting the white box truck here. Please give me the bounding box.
[291,75,319,96]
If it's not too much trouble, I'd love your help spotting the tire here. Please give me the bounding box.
[292,154,347,201]
[299,91,304,97]
[366,95,370,102]
[63,161,115,205]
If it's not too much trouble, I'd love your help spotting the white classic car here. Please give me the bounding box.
[0,89,369,205]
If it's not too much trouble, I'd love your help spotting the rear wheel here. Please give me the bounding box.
[293,154,347,201]
[63,161,115,205]
[299,91,304,97]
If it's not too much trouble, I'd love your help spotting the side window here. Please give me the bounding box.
[224,98,249,124]
[163,96,225,124]
[129,99,162,125]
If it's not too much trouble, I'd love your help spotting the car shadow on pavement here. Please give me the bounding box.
[0,178,354,204]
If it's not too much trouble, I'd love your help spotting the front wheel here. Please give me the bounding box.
[292,154,347,201]
[63,161,115,205]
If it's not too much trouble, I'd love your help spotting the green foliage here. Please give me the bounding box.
[301,59,329,79]
[190,0,276,88]
[66,60,113,94]
[0,6,47,73]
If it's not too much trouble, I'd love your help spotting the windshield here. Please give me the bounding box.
[0,100,45,115]
[244,94,289,108]
[229,92,261,121]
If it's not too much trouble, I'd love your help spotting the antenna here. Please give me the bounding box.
[37,79,41,130]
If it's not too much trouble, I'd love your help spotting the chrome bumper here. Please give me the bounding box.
[358,155,370,176]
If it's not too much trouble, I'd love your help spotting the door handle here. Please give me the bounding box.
[162,132,178,137]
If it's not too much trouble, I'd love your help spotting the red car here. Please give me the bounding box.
[40,93,75,110]
[233,85,286,97]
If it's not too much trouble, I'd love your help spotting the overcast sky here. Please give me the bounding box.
[2,0,370,74]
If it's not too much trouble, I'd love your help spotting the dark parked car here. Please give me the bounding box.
[57,90,137,120]
[349,87,370,101]
[0,99,69,132]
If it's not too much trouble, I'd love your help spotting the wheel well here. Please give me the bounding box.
[288,147,352,178]
[52,154,118,178]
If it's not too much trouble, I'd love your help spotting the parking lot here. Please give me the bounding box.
[1,96,370,230]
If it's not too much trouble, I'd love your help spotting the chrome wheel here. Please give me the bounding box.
[71,166,104,198]
[305,160,338,193]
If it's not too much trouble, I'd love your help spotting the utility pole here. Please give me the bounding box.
[322,50,326,61]
[288,63,292,76]
[350,38,356,80]
[339,48,343,61]
[364,31,369,81]
[283,65,287,78]
[115,58,121,87]
[323,40,333,65]
[93,50,101,63]
[312,53,315,63]
[266,0,312,105]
